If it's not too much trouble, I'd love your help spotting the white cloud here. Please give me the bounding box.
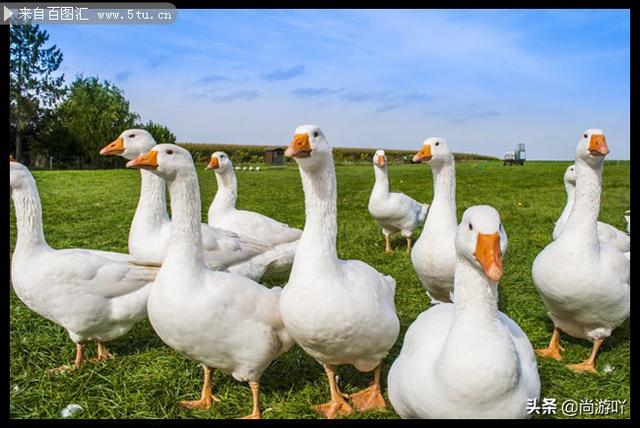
[42,10,629,160]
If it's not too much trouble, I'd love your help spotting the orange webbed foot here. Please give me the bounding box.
[535,346,564,361]
[349,385,387,412]
[179,393,221,410]
[313,399,353,419]
[567,361,598,374]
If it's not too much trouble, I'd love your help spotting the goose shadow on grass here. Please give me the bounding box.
[102,320,168,358]
[38,319,167,369]
[254,348,402,419]
[257,318,414,400]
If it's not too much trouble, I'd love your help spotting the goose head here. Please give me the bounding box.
[564,164,577,186]
[284,124,331,168]
[207,151,232,172]
[9,161,34,194]
[413,137,452,166]
[126,144,194,182]
[100,129,157,160]
[373,150,387,169]
[576,129,609,166]
[455,205,507,284]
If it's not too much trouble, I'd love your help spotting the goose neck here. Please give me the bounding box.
[134,169,169,225]
[560,158,601,247]
[565,178,576,200]
[297,156,338,265]
[372,166,389,195]
[164,171,205,269]
[211,168,238,213]
[554,180,575,238]
[426,159,457,228]
[11,176,48,250]
[451,256,499,322]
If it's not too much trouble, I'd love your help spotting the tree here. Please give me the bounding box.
[10,24,65,162]
[142,120,177,145]
[53,76,140,166]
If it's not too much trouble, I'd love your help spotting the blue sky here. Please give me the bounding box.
[43,9,630,160]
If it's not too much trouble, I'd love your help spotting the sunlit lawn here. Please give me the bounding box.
[9,160,630,419]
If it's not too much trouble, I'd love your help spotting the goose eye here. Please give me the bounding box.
[128,134,135,138]
[313,131,319,138]
[469,223,473,231]
[166,150,173,155]
[435,142,440,146]
[583,133,588,139]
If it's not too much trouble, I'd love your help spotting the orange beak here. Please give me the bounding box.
[207,155,220,170]
[413,144,432,162]
[9,154,15,162]
[588,134,609,156]
[126,150,158,170]
[376,155,386,167]
[100,136,125,156]
[475,232,503,283]
[285,133,312,158]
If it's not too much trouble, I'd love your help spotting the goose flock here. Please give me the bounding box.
[9,126,629,419]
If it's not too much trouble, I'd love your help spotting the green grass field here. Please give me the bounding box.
[9,160,630,419]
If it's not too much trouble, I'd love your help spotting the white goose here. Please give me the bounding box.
[100,130,286,281]
[533,129,630,373]
[10,161,158,372]
[206,151,301,275]
[280,125,400,419]
[553,164,630,253]
[410,138,457,303]
[126,144,294,419]
[388,205,540,418]
[368,149,429,253]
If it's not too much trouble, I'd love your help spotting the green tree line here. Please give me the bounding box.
[10,24,498,169]
[182,142,497,165]
[9,24,176,169]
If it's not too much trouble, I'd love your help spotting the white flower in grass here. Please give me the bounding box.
[60,404,83,418]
